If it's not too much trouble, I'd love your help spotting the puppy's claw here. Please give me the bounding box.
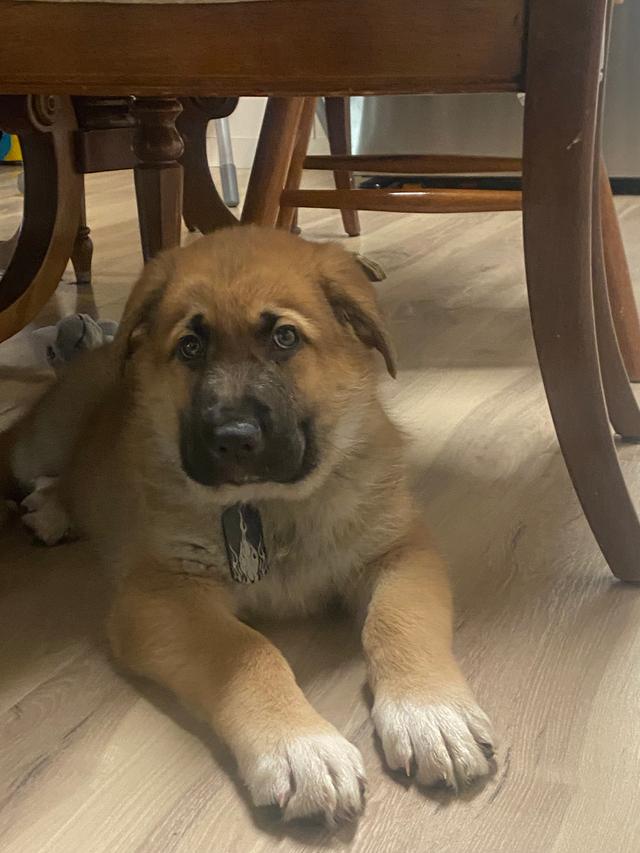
[479,741,495,760]
[373,695,494,791]
[242,730,365,824]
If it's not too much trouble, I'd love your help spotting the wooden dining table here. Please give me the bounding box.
[3,0,640,589]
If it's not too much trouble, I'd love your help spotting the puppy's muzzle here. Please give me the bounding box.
[210,417,265,466]
[180,394,316,488]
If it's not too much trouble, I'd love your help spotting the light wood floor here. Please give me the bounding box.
[2,167,640,853]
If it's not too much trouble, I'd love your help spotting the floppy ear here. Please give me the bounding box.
[113,254,172,367]
[316,244,397,378]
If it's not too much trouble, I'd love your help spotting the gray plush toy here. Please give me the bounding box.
[32,313,118,369]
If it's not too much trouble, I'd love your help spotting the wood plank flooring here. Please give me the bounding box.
[2,167,640,852]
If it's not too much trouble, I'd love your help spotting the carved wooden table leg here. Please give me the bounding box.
[0,95,82,343]
[178,97,238,235]
[132,97,184,261]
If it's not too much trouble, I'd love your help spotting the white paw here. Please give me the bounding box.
[240,730,366,823]
[372,695,494,789]
[21,478,71,545]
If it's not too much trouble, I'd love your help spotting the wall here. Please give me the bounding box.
[207,97,330,168]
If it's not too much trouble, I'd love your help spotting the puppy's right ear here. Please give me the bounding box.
[113,254,172,367]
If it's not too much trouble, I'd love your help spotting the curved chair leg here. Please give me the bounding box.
[325,97,361,237]
[593,158,640,439]
[601,164,640,382]
[177,97,238,234]
[0,95,82,343]
[523,0,640,582]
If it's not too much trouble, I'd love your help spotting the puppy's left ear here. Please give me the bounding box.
[316,243,397,378]
[113,253,173,367]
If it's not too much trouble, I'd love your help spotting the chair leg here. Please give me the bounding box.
[177,97,237,234]
[132,98,184,261]
[0,95,82,343]
[242,98,304,227]
[600,162,640,382]
[592,157,640,438]
[325,97,361,237]
[523,0,640,582]
[71,187,93,285]
[277,97,317,232]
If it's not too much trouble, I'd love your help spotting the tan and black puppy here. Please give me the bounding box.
[2,226,494,823]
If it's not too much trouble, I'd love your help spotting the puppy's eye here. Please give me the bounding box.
[177,334,205,361]
[272,324,299,350]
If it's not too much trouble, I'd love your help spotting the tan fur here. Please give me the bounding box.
[1,226,494,821]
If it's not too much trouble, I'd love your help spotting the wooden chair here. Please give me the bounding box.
[0,95,237,342]
[273,93,640,386]
[2,0,640,582]
[235,0,640,581]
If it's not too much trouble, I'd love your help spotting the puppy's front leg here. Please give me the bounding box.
[362,530,494,789]
[108,565,365,822]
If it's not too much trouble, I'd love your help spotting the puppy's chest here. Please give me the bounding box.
[166,504,367,617]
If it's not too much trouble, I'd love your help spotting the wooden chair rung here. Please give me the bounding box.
[280,187,523,214]
[303,154,522,175]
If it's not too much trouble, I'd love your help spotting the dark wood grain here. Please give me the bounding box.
[74,127,136,174]
[132,98,184,261]
[0,0,525,97]
[73,96,136,173]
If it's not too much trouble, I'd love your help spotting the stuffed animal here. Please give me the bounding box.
[32,313,118,369]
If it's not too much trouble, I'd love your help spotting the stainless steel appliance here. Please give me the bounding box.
[353,1,640,185]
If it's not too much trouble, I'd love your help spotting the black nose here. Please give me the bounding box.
[211,419,264,462]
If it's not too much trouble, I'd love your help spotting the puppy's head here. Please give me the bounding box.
[115,226,395,500]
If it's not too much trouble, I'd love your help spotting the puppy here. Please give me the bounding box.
[2,226,494,823]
